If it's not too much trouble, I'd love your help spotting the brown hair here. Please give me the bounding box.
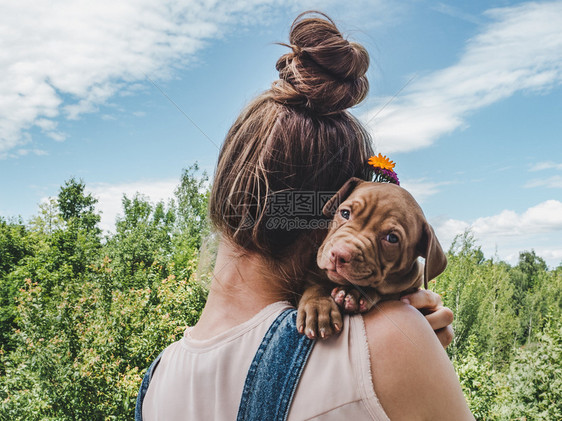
[209,11,374,282]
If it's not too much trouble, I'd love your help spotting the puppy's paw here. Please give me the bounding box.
[331,287,371,313]
[297,296,343,341]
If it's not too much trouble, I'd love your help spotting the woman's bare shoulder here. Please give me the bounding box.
[362,300,474,421]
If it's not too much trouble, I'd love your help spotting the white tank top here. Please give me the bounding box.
[142,301,390,420]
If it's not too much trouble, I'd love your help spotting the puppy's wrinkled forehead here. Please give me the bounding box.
[342,183,424,221]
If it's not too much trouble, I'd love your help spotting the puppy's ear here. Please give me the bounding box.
[418,223,447,289]
[322,177,364,217]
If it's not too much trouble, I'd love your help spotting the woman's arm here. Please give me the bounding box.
[363,300,474,421]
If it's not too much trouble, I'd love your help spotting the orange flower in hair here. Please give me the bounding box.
[368,153,395,172]
[368,154,400,185]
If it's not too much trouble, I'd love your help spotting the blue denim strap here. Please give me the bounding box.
[134,351,164,421]
[237,308,315,421]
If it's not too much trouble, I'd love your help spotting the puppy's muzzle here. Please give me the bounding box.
[330,244,353,266]
[322,240,375,285]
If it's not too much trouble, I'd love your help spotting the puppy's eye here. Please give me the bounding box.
[340,209,350,220]
[385,233,399,244]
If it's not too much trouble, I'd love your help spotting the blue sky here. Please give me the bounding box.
[1,0,561,267]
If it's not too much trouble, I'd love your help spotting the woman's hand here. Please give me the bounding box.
[400,289,454,348]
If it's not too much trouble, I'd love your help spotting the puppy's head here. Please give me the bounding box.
[317,178,446,294]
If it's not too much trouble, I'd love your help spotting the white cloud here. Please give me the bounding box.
[88,179,178,233]
[363,1,562,153]
[472,200,562,236]
[399,178,446,203]
[0,0,407,158]
[524,175,562,189]
[17,149,49,157]
[529,161,562,172]
[0,0,294,158]
[431,3,483,25]
[433,200,562,267]
[3,148,49,159]
[532,248,562,265]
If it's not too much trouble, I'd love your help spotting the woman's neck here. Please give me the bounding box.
[190,238,289,339]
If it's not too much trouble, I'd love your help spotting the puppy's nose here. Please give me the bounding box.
[330,245,353,266]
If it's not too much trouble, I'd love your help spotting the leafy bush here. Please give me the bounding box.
[494,318,562,420]
[1,274,206,420]
[454,337,499,419]
[1,171,209,420]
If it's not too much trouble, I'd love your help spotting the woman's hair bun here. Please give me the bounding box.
[271,11,369,115]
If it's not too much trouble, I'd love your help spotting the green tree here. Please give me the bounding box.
[0,170,209,420]
[435,231,485,360]
[0,273,207,419]
[494,317,562,420]
[57,177,101,233]
[454,335,499,420]
[473,260,518,368]
[104,194,175,290]
[17,180,102,296]
[516,250,548,290]
[171,164,210,280]
[0,218,35,352]
[512,251,561,345]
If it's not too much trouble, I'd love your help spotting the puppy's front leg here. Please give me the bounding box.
[297,283,343,340]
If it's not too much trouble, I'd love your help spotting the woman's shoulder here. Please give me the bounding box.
[363,299,435,344]
[362,300,442,397]
[362,300,474,420]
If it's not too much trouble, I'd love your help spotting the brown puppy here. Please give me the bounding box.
[297,177,447,339]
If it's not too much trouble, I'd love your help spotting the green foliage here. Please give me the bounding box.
[435,231,487,360]
[454,336,499,419]
[435,233,562,419]
[105,194,176,289]
[0,218,31,277]
[57,177,101,233]
[0,169,560,419]
[1,273,206,420]
[494,318,562,420]
[171,163,210,280]
[0,218,36,353]
[0,169,209,420]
